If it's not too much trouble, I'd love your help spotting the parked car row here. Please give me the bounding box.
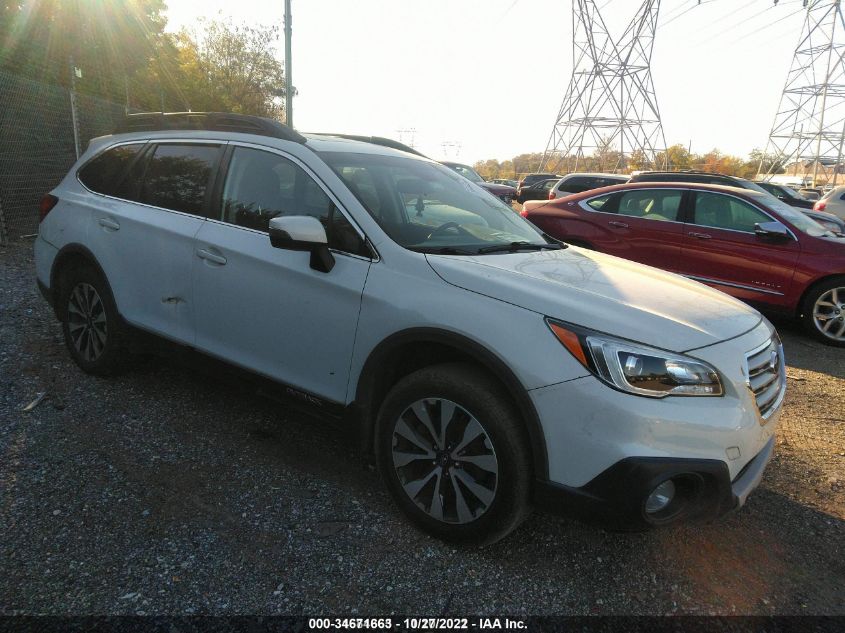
[35,112,786,544]
[513,169,845,235]
[522,181,845,346]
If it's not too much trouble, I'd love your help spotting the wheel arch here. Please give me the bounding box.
[796,273,845,318]
[50,244,116,321]
[353,327,549,481]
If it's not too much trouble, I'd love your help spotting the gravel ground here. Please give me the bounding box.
[1,240,843,616]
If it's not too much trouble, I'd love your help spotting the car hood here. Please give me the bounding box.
[479,182,516,195]
[426,247,762,352]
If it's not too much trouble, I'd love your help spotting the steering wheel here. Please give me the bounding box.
[428,222,472,239]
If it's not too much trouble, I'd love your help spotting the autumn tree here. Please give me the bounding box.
[173,19,287,120]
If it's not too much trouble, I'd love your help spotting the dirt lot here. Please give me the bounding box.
[1,240,843,615]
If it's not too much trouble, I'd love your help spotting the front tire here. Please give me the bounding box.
[375,363,532,545]
[58,264,131,375]
[800,277,845,347]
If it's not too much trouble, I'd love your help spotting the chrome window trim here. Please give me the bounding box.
[577,187,688,224]
[688,189,799,240]
[75,139,226,220]
[75,137,379,261]
[225,140,377,261]
[75,139,150,193]
[684,274,784,297]
[202,217,376,263]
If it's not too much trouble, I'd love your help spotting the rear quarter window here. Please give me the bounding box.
[77,144,144,195]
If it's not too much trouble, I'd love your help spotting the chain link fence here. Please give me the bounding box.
[0,70,126,243]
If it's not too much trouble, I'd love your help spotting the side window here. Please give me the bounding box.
[221,147,368,256]
[585,194,613,211]
[542,180,557,191]
[692,192,770,232]
[560,177,589,193]
[78,144,144,195]
[617,189,682,221]
[140,144,220,215]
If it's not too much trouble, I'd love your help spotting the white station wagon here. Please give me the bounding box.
[35,113,783,544]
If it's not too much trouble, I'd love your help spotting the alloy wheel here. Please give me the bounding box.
[67,282,108,362]
[813,286,845,342]
[391,398,499,524]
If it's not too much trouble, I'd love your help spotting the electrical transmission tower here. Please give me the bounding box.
[541,0,668,173]
[759,1,845,185]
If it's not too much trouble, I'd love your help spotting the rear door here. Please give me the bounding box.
[579,187,687,270]
[84,141,221,343]
[678,190,800,307]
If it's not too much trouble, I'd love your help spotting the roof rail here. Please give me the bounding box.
[115,112,306,144]
[316,133,427,158]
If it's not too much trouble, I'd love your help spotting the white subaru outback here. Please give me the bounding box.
[35,113,784,544]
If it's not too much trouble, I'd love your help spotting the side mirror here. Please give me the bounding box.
[754,221,792,242]
[268,215,335,273]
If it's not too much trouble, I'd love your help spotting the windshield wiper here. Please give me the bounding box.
[409,246,476,255]
[477,241,563,254]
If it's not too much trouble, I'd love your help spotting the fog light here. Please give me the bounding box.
[645,480,676,514]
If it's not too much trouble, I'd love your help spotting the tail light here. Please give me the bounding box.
[814,200,826,211]
[39,194,58,222]
[520,208,528,217]
[549,191,556,200]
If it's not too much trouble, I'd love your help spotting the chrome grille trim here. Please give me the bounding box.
[744,337,786,422]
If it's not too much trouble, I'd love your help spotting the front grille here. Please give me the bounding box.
[744,337,786,421]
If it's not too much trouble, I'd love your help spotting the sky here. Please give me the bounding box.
[164,0,807,164]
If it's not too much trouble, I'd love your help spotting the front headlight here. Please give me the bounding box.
[547,319,723,398]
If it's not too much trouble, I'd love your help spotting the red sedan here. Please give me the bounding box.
[522,182,845,346]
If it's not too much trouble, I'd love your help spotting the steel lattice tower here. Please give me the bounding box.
[760,1,845,185]
[541,0,668,173]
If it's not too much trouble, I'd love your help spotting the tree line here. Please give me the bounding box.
[473,145,785,180]
[0,0,287,119]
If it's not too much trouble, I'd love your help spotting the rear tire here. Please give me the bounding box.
[375,363,532,545]
[800,276,845,347]
[58,264,132,375]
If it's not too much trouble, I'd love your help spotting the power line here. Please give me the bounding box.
[728,3,807,45]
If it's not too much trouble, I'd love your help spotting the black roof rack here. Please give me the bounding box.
[316,133,427,158]
[639,169,737,177]
[115,112,306,144]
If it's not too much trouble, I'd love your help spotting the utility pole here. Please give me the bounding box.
[759,1,845,185]
[284,0,293,128]
[541,0,668,173]
[69,57,81,159]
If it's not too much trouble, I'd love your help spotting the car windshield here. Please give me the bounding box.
[736,178,771,195]
[753,193,833,237]
[321,152,552,254]
[779,185,803,198]
[447,163,484,183]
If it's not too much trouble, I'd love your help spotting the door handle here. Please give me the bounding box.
[608,221,629,228]
[196,248,227,265]
[688,231,712,240]
[98,218,120,231]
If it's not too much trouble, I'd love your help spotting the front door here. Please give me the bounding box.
[678,190,800,309]
[191,145,372,403]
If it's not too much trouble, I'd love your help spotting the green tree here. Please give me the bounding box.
[0,0,168,100]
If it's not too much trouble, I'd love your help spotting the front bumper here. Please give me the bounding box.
[534,436,775,529]
[529,321,782,528]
